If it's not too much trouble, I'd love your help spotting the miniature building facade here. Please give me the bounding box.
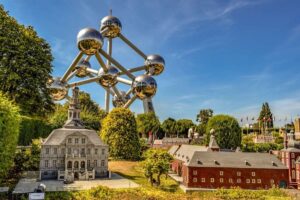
[39,87,108,181]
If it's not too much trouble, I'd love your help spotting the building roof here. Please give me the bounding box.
[168,145,180,155]
[43,128,107,146]
[187,151,287,169]
[162,137,190,144]
[170,144,210,163]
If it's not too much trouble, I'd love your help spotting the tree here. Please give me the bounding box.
[0,92,20,178]
[206,115,242,149]
[136,112,160,138]
[48,91,106,130]
[175,119,194,137]
[161,118,176,138]
[142,149,173,186]
[196,109,213,135]
[0,6,54,116]
[100,108,140,160]
[258,102,273,129]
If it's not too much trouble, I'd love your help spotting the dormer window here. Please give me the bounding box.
[68,138,72,143]
[82,138,86,144]
[75,138,79,144]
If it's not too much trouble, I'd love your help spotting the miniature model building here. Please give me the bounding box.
[39,87,109,181]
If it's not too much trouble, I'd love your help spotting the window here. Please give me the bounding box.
[74,161,79,169]
[246,179,250,184]
[87,148,91,154]
[237,178,241,183]
[193,178,197,183]
[210,178,214,183]
[82,138,85,144]
[95,149,98,154]
[252,179,256,183]
[68,148,71,154]
[81,161,85,169]
[75,138,79,144]
[87,160,90,167]
[102,149,105,155]
[45,160,49,168]
[94,160,97,167]
[229,178,233,183]
[53,160,57,167]
[292,170,296,179]
[292,153,295,158]
[257,179,261,183]
[237,171,241,176]
[292,160,296,168]
[53,148,57,154]
[61,148,65,154]
[68,138,72,143]
[67,161,72,169]
[251,172,256,176]
[101,160,105,167]
[201,178,205,182]
[193,170,197,175]
[61,160,64,167]
[220,178,224,183]
[81,148,85,154]
[220,171,223,176]
[46,148,49,154]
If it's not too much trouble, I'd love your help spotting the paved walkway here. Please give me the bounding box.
[13,173,139,194]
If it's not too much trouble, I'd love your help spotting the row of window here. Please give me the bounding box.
[192,170,256,177]
[44,159,105,168]
[45,148,105,155]
[192,177,269,184]
[68,138,85,144]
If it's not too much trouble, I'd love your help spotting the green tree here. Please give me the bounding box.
[161,118,176,137]
[136,112,160,138]
[206,115,242,149]
[142,149,173,186]
[100,108,140,160]
[175,119,194,137]
[0,92,20,178]
[196,109,213,135]
[258,102,273,129]
[0,5,54,116]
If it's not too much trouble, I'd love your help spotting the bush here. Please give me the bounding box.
[0,92,20,179]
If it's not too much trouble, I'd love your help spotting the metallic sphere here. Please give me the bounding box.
[132,74,157,100]
[74,60,91,78]
[145,54,165,76]
[100,16,122,38]
[98,66,119,87]
[47,77,68,101]
[77,28,103,55]
[112,91,130,107]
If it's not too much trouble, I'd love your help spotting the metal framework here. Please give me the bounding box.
[47,11,165,113]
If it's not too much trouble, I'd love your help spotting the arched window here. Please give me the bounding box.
[74,161,79,169]
[81,161,85,169]
[67,161,72,169]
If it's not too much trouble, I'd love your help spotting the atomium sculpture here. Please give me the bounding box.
[47,11,165,113]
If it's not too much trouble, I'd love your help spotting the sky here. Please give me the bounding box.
[1,0,300,126]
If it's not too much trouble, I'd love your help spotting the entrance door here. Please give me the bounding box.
[74,172,79,180]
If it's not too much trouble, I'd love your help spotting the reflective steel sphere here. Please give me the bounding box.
[112,91,130,107]
[145,54,165,76]
[77,28,103,55]
[98,66,119,87]
[74,60,91,78]
[132,74,157,100]
[47,77,68,101]
[100,16,122,38]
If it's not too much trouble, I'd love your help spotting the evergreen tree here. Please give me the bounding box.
[0,5,54,116]
[100,108,140,160]
[258,102,273,129]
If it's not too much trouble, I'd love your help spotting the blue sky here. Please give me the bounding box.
[1,0,300,126]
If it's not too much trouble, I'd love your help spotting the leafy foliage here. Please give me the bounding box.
[0,5,54,116]
[161,118,176,138]
[0,92,20,179]
[206,114,242,149]
[175,119,194,137]
[196,108,213,135]
[136,112,160,138]
[100,108,140,160]
[142,149,173,186]
[241,134,283,152]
